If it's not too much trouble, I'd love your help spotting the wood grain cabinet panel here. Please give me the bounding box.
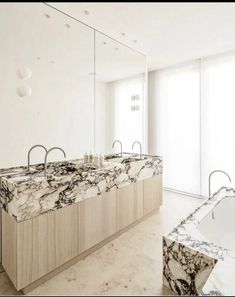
[2,174,162,291]
[4,203,80,290]
[117,181,144,231]
[78,188,117,253]
[143,175,162,215]
[2,210,17,288]
[54,204,79,267]
[17,213,49,289]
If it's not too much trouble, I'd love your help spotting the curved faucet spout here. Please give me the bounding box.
[132,141,142,159]
[208,170,232,197]
[112,140,122,157]
[44,147,67,177]
[27,145,47,172]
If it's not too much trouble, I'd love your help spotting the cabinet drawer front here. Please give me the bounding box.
[79,189,117,253]
[143,175,162,215]
[117,181,144,231]
[16,204,79,290]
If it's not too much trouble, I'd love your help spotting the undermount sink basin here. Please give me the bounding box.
[105,154,122,161]
[105,154,148,164]
[47,162,79,177]
[48,162,99,178]
[77,163,98,171]
[120,157,147,164]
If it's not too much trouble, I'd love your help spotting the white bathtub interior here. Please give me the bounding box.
[197,197,235,251]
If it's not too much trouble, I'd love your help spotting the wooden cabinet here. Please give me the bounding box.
[117,181,143,231]
[143,175,162,215]
[2,210,17,287]
[2,174,162,291]
[2,203,79,290]
[78,188,117,253]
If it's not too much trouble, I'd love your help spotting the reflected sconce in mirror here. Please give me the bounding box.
[135,94,140,100]
[17,85,32,97]
[17,67,32,80]
[131,94,140,101]
[131,105,140,111]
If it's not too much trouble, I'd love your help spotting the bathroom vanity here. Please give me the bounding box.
[0,3,149,293]
[0,153,162,292]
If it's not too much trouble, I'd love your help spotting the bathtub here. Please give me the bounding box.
[198,196,235,251]
[163,187,235,296]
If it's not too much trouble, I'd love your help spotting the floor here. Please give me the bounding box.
[0,190,203,296]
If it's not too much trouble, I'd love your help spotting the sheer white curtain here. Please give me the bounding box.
[156,63,201,195]
[156,52,235,197]
[201,53,235,196]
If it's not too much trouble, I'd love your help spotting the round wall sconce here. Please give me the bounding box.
[17,67,32,80]
[17,85,32,97]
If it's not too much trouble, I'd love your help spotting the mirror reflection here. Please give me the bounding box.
[0,3,146,169]
[95,32,146,155]
[0,3,95,167]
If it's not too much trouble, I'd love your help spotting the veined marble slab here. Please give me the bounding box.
[163,187,235,296]
[0,153,162,222]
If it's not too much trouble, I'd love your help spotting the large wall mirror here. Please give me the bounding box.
[0,3,147,169]
[95,31,147,155]
[0,3,95,168]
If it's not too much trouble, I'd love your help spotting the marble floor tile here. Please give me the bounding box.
[0,190,203,296]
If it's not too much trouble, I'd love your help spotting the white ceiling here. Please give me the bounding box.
[50,2,235,71]
[0,3,146,83]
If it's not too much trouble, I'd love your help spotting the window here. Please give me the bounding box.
[155,52,235,197]
[156,63,200,195]
[201,53,235,195]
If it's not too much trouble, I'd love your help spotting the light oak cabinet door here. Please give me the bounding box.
[6,203,79,290]
[54,204,79,267]
[143,175,162,215]
[117,181,144,231]
[2,210,17,288]
[78,188,117,253]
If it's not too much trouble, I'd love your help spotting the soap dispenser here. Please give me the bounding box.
[84,152,88,163]
[94,154,100,167]
[89,152,93,163]
[99,154,104,167]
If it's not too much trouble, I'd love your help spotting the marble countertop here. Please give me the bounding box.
[0,153,162,222]
[163,187,235,296]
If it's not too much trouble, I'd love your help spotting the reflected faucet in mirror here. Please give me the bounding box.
[44,147,66,177]
[132,141,142,159]
[27,145,48,172]
[112,140,122,157]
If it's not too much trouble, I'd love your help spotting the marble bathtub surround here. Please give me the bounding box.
[0,153,162,223]
[163,186,235,296]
